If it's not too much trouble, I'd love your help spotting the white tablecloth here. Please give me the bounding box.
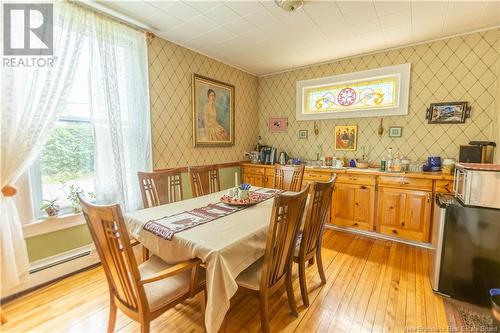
[124,189,275,333]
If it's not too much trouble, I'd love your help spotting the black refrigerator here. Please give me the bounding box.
[430,194,500,306]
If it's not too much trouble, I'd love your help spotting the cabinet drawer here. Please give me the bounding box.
[242,166,264,176]
[378,176,432,191]
[379,226,428,242]
[303,171,332,182]
[337,174,376,186]
[264,167,275,177]
[434,179,454,194]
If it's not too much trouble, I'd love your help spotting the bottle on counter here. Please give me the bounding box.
[386,147,394,171]
[392,152,401,172]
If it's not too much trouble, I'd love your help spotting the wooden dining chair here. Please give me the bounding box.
[235,185,310,333]
[137,169,184,208]
[137,169,184,261]
[188,164,220,197]
[273,164,305,192]
[293,177,336,307]
[78,194,206,333]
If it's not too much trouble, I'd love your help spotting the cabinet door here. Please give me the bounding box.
[332,183,355,224]
[404,191,431,237]
[331,183,374,230]
[243,174,264,187]
[378,187,431,242]
[353,185,375,228]
[377,187,406,229]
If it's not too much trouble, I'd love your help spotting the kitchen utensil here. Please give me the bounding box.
[335,159,344,168]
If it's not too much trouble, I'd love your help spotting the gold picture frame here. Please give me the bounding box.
[334,125,357,151]
[192,74,235,147]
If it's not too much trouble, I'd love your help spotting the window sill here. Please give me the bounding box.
[23,213,86,238]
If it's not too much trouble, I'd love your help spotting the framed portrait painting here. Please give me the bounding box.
[334,125,357,151]
[192,74,235,147]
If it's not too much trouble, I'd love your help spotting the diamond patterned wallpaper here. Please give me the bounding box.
[258,29,499,163]
[148,37,258,169]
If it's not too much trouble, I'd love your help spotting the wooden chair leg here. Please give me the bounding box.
[107,296,117,333]
[142,247,149,262]
[1,310,7,325]
[259,295,271,333]
[286,270,299,316]
[298,259,309,308]
[141,319,150,333]
[316,247,327,284]
[198,289,207,329]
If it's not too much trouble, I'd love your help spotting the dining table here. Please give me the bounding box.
[124,187,279,333]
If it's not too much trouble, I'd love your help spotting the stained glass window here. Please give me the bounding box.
[304,75,399,114]
[296,63,410,120]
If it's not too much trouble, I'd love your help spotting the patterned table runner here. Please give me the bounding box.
[143,189,281,240]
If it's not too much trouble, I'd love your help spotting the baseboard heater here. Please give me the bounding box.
[29,250,92,274]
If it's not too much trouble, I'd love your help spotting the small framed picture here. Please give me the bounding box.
[268,117,288,132]
[388,127,402,137]
[426,101,470,124]
[298,129,308,139]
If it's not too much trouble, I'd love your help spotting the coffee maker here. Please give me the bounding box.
[459,141,496,163]
[259,146,276,165]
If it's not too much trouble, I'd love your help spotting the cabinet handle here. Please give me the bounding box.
[401,222,405,226]
[360,185,367,190]
[355,202,359,206]
[392,229,398,234]
[353,223,359,226]
[427,193,431,203]
[399,181,410,185]
[349,177,357,181]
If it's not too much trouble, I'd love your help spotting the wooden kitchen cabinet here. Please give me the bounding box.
[242,173,264,187]
[331,183,375,231]
[377,187,432,242]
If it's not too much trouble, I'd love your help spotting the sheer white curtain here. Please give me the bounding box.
[87,11,152,211]
[1,2,86,289]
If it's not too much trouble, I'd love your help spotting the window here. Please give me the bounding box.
[31,42,95,218]
[296,63,410,120]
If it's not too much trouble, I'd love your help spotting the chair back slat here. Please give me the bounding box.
[78,194,145,312]
[188,165,220,197]
[300,177,336,257]
[261,185,309,289]
[273,165,305,192]
[138,169,183,208]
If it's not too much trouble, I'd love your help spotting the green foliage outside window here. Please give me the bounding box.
[40,122,95,183]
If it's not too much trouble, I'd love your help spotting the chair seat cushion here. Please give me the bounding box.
[139,256,191,311]
[235,257,264,291]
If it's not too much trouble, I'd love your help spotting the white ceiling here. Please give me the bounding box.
[99,1,500,76]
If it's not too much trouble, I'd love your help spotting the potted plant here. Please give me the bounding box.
[63,183,96,214]
[65,183,83,214]
[40,199,60,218]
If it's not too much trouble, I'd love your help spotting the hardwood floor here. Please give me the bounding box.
[2,229,448,332]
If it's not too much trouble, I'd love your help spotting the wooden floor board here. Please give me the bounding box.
[2,230,448,332]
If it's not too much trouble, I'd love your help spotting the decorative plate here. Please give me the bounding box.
[220,192,269,206]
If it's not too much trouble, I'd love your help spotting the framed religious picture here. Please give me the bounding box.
[334,125,357,151]
[192,74,235,147]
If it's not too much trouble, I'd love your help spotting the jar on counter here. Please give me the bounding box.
[442,158,456,175]
[401,158,410,172]
[325,156,333,166]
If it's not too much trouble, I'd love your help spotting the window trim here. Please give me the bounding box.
[295,63,411,120]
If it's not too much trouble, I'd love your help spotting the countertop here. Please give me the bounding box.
[241,162,455,181]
